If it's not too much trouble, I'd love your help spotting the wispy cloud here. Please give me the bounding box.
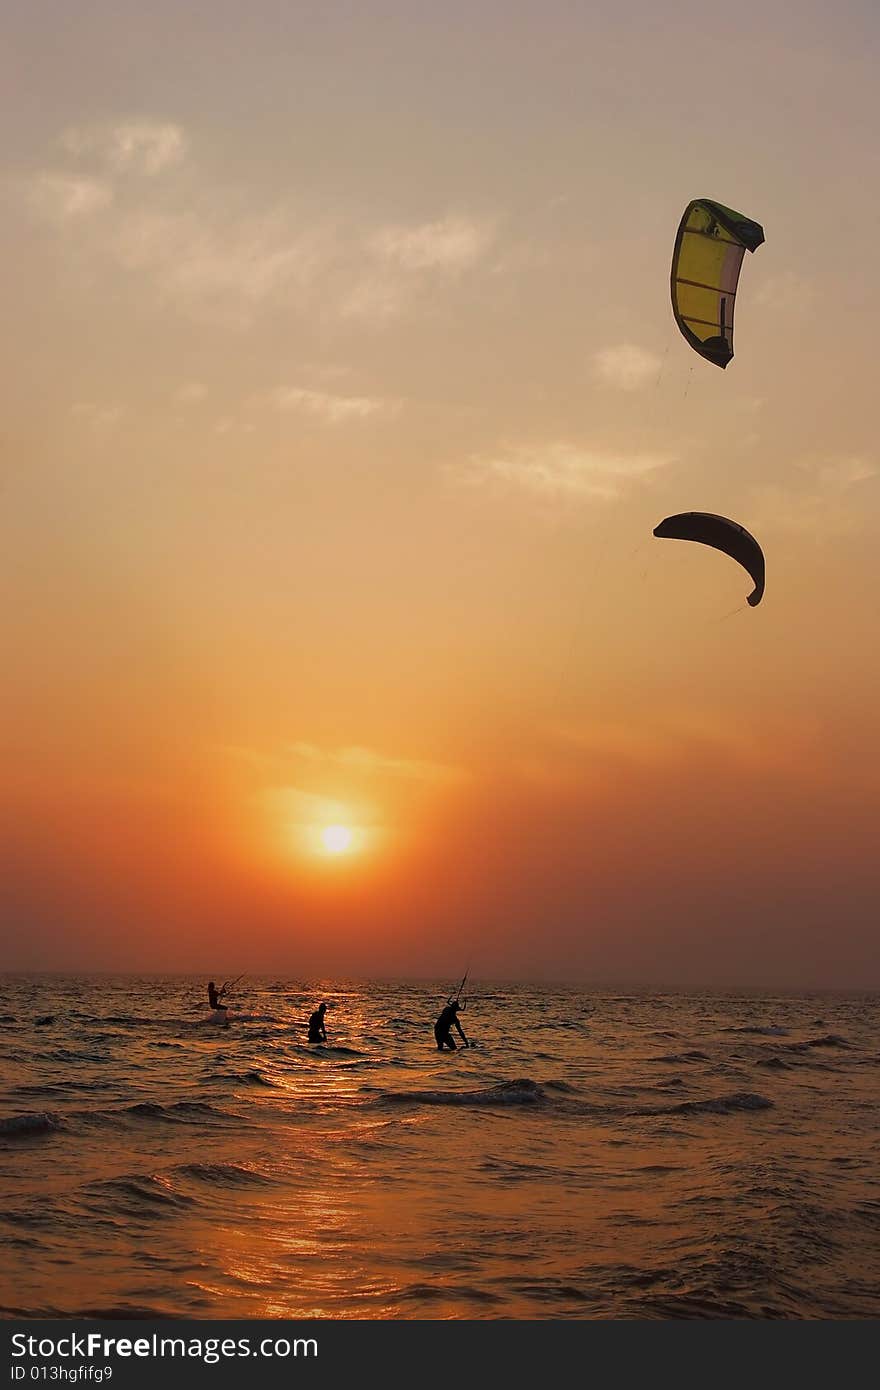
[593,343,663,391]
[261,786,383,857]
[109,208,333,318]
[546,709,822,776]
[22,120,185,229]
[341,215,496,322]
[338,272,411,323]
[71,401,124,431]
[465,441,671,501]
[174,382,209,404]
[489,242,554,276]
[60,120,188,176]
[27,173,113,221]
[751,455,878,535]
[258,386,400,423]
[288,743,463,785]
[213,416,255,436]
[22,125,498,330]
[754,270,814,312]
[813,457,877,488]
[370,215,495,272]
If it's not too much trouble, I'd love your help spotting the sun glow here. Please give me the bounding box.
[321,824,353,855]
[261,787,381,866]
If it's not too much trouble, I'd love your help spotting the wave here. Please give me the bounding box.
[473,1087,778,1122]
[668,1091,774,1116]
[174,1160,277,1187]
[721,1025,789,1036]
[44,1046,114,1064]
[191,1011,281,1026]
[10,1079,117,1098]
[784,1034,851,1052]
[124,1100,229,1123]
[543,1078,580,1095]
[0,1112,62,1140]
[398,1282,504,1305]
[649,1050,710,1064]
[0,1302,176,1320]
[87,1174,195,1212]
[70,1013,159,1027]
[381,1078,547,1108]
[49,1098,237,1136]
[202,1068,275,1087]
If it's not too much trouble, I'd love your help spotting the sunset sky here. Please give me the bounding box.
[2,1,879,986]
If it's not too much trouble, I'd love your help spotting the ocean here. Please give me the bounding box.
[1,976,878,1319]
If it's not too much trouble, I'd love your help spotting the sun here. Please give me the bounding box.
[320,824,353,855]
[266,790,373,863]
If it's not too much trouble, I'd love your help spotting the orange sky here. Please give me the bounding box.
[2,1,879,985]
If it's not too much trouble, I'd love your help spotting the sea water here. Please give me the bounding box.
[1,976,878,1318]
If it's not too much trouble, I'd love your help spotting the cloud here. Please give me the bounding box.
[109,208,333,317]
[338,273,410,323]
[341,215,497,322]
[554,716,756,769]
[370,215,495,272]
[288,743,462,785]
[71,401,124,431]
[223,741,463,790]
[106,208,494,328]
[813,457,877,488]
[258,386,399,423]
[489,242,554,276]
[174,382,208,404]
[543,709,823,779]
[27,173,113,221]
[61,120,188,176]
[754,271,814,312]
[593,343,663,391]
[23,125,497,329]
[465,441,671,501]
[213,416,255,435]
[750,455,878,535]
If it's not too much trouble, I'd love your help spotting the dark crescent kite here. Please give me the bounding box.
[653,512,765,607]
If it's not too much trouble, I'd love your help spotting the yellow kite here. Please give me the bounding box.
[670,199,764,368]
